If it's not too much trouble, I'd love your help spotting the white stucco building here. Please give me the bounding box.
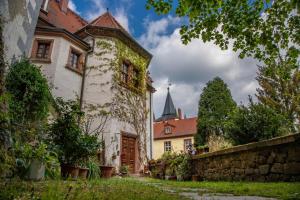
[26,0,155,173]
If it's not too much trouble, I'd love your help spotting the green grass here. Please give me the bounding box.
[146,178,300,200]
[1,178,300,200]
[0,178,188,200]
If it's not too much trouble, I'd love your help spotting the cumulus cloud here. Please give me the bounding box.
[140,17,260,118]
[114,7,130,32]
[68,0,79,13]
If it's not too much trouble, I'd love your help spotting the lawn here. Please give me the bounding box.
[0,178,188,200]
[147,178,300,200]
[1,177,300,200]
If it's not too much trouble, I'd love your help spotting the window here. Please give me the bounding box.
[36,42,50,59]
[132,68,139,88]
[31,38,54,62]
[164,141,171,152]
[164,126,171,134]
[69,50,80,69]
[121,62,129,84]
[184,139,192,152]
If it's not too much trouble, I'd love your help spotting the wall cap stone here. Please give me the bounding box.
[192,133,300,160]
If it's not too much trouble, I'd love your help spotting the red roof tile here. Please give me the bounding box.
[89,12,129,34]
[154,117,197,140]
[39,0,87,33]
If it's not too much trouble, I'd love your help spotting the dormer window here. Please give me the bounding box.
[164,126,172,134]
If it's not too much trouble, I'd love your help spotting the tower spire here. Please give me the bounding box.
[157,85,177,121]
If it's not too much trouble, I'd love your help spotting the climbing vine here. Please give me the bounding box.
[84,37,151,168]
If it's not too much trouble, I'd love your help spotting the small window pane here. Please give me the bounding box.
[164,141,171,152]
[36,42,50,59]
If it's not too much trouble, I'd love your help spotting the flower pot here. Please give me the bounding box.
[78,167,89,179]
[99,165,114,178]
[27,159,45,181]
[61,164,79,179]
[165,175,177,180]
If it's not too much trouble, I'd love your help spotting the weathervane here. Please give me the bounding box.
[167,82,172,91]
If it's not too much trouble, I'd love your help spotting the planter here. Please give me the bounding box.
[78,167,89,179]
[165,175,177,180]
[192,175,200,182]
[99,165,114,178]
[61,164,79,179]
[27,159,45,181]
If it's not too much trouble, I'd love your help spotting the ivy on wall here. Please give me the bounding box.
[85,37,151,167]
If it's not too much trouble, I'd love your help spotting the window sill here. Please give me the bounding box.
[119,81,143,94]
[31,57,51,63]
[65,65,83,76]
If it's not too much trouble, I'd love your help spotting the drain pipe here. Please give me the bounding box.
[79,31,95,111]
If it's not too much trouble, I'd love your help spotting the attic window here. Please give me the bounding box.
[164,126,172,134]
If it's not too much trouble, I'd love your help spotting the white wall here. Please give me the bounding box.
[30,35,85,101]
[83,37,153,170]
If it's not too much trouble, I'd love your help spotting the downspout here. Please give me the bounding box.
[79,29,95,111]
[149,91,153,160]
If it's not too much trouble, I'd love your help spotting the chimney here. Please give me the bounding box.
[59,0,69,13]
[178,108,183,120]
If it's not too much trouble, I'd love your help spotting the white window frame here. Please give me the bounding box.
[164,126,171,134]
[184,139,192,152]
[164,141,172,152]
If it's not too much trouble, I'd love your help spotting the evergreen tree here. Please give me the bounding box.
[195,77,236,146]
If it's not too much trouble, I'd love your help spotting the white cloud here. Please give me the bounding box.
[68,0,79,13]
[114,7,130,32]
[140,17,260,117]
[85,0,107,21]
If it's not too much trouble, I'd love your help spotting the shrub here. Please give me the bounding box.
[49,98,100,166]
[5,58,51,124]
[225,101,291,145]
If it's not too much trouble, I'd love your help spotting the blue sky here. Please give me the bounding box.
[69,0,177,38]
[69,0,259,118]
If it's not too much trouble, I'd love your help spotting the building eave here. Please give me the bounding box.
[35,26,90,50]
[75,25,152,64]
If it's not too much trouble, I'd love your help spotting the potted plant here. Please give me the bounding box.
[49,98,100,179]
[119,165,129,176]
[165,167,176,180]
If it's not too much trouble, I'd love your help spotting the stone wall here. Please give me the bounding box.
[192,134,300,182]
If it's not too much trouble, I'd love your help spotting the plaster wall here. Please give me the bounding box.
[83,37,152,171]
[30,35,84,101]
[153,136,195,159]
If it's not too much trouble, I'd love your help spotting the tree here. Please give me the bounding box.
[195,77,236,146]
[225,99,291,145]
[147,0,300,132]
[146,0,299,65]
[256,62,300,132]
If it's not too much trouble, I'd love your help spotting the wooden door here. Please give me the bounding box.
[121,135,136,173]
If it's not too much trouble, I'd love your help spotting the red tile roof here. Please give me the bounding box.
[154,117,197,140]
[39,0,87,33]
